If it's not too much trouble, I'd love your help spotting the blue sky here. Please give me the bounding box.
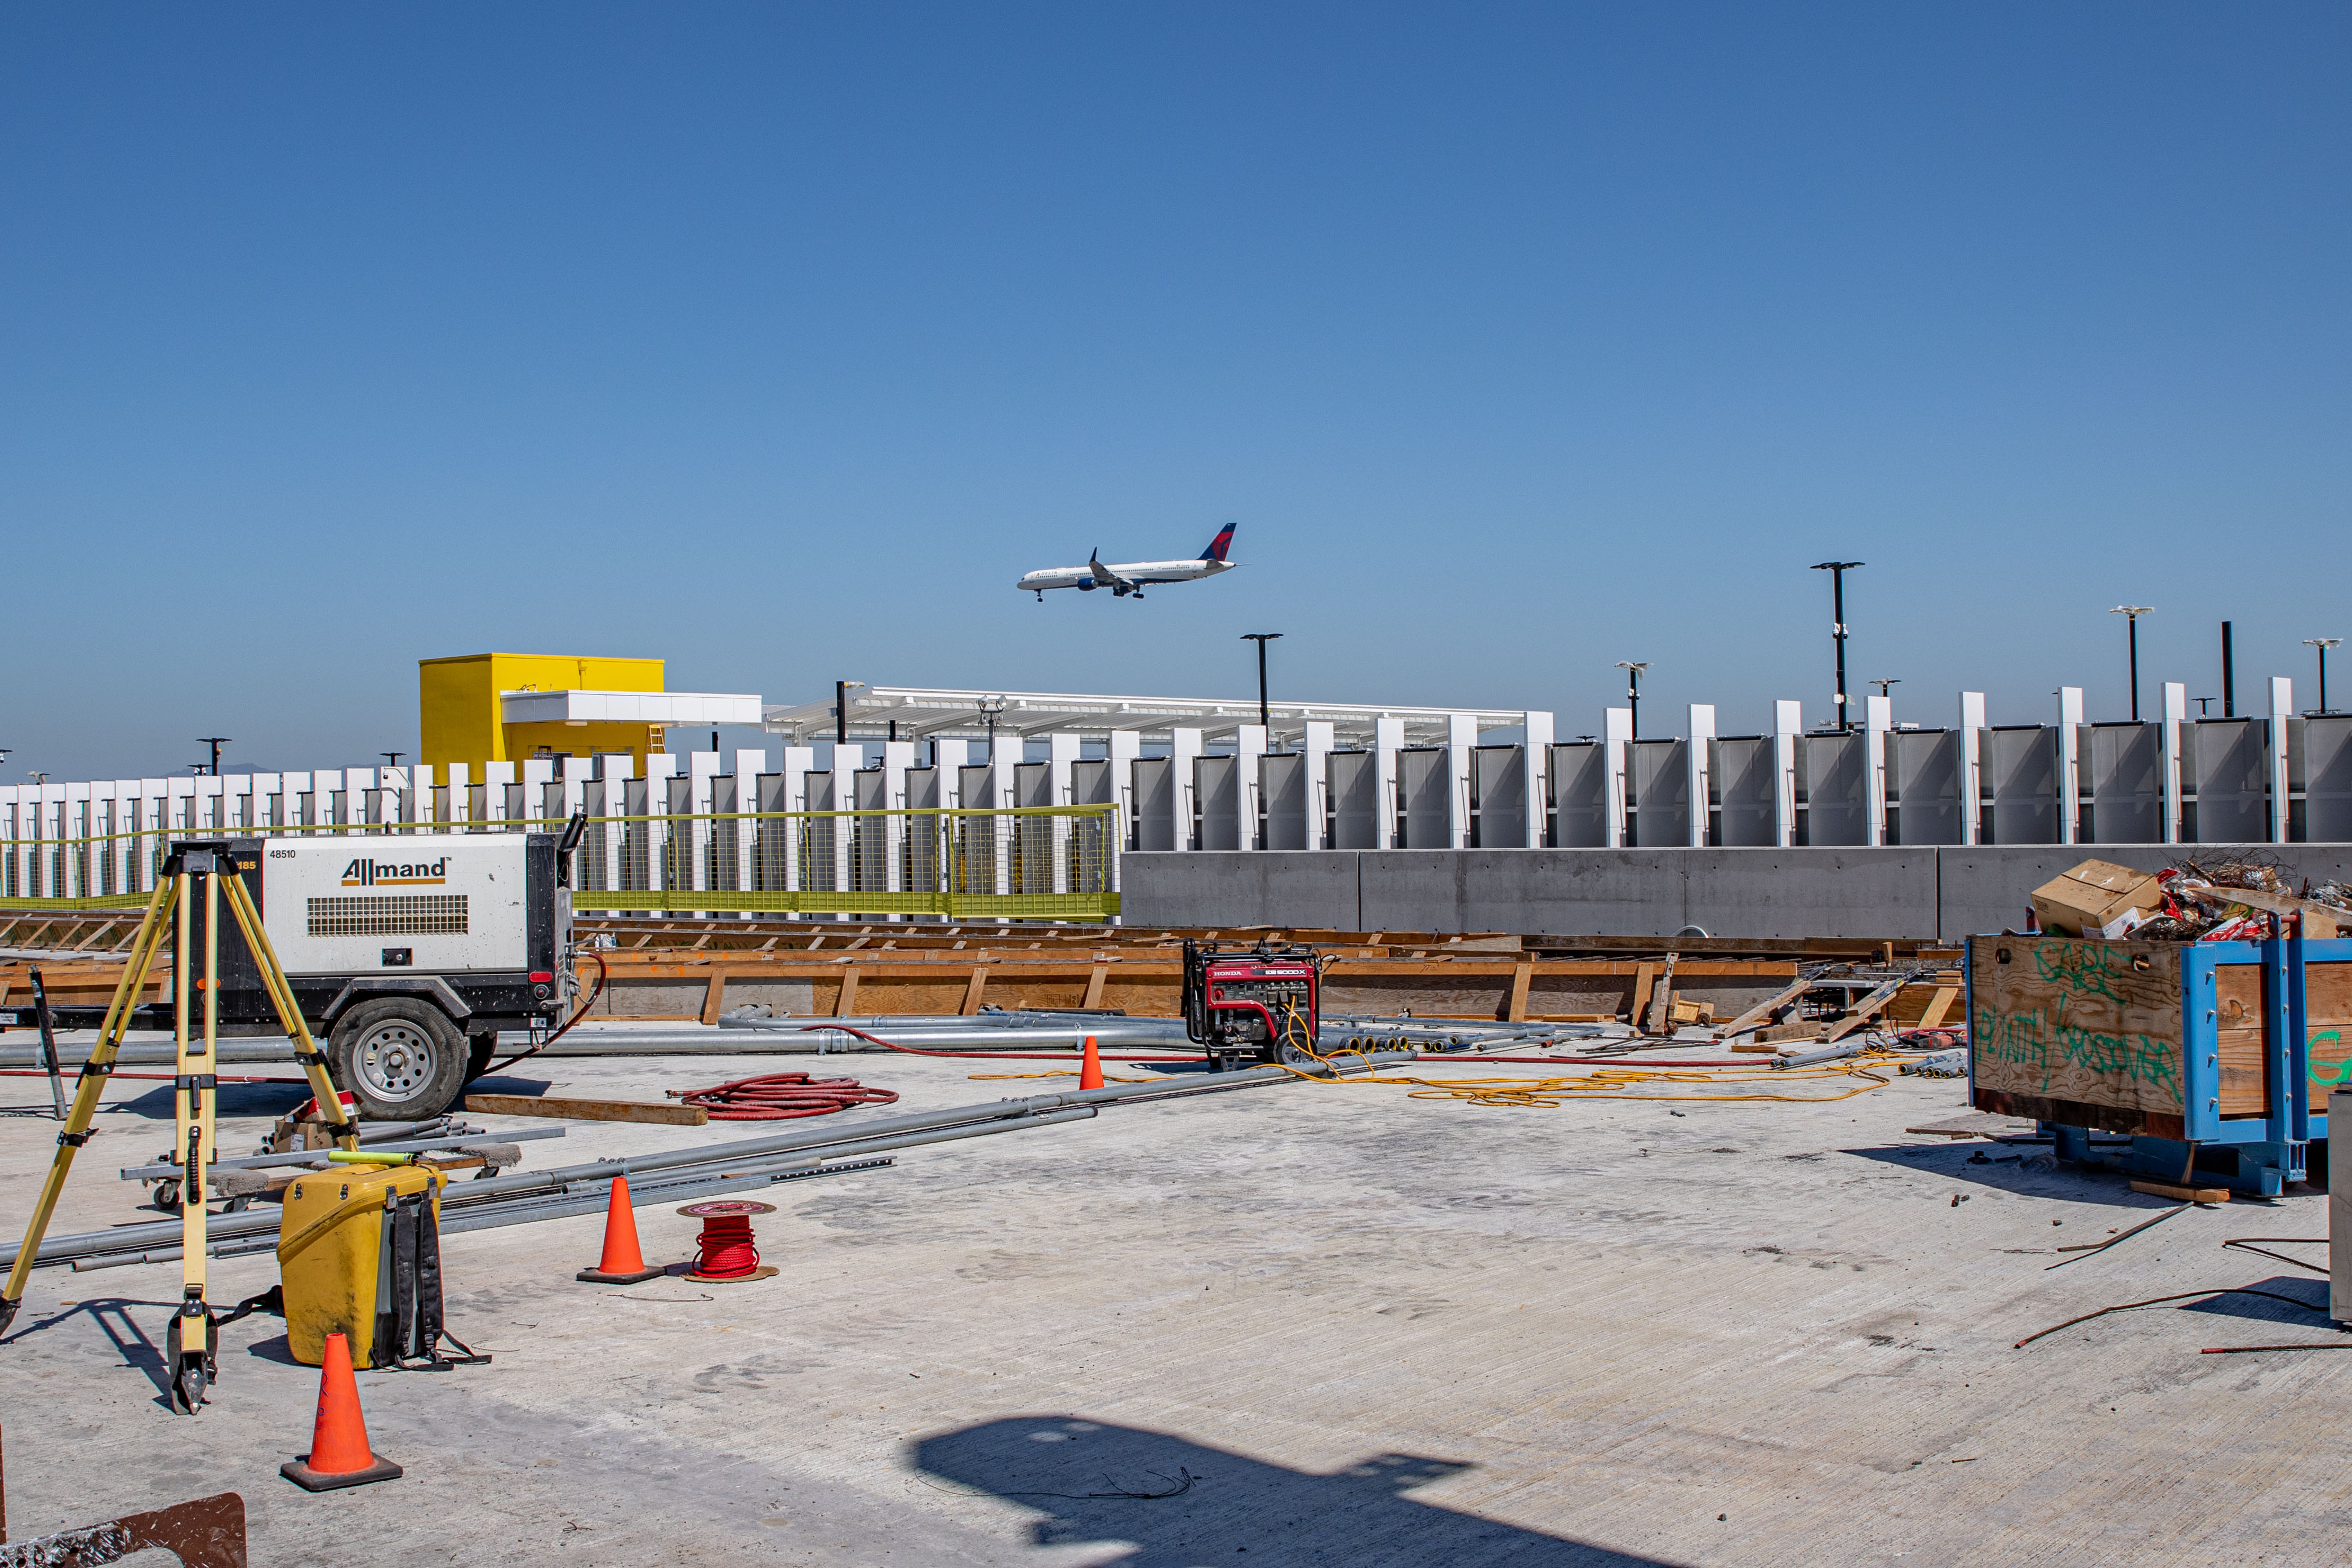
[5,4,2347,777]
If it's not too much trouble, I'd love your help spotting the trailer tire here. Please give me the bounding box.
[329,998,467,1120]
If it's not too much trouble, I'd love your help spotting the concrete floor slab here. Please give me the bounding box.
[0,1030,2340,1566]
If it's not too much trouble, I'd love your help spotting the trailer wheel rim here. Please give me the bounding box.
[355,1020,438,1103]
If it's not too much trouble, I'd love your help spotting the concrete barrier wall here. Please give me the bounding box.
[1124,845,2352,940]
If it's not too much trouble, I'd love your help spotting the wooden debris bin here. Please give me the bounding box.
[1967,932,2346,1153]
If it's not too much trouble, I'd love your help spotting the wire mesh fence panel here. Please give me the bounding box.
[0,804,1122,920]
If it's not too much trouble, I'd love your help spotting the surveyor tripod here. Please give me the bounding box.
[1,841,361,1411]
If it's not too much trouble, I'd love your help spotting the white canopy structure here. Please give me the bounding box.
[760,685,1534,746]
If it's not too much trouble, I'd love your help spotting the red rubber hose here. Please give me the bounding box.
[672,1071,901,1120]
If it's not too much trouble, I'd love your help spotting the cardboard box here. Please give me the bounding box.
[2030,858,2163,939]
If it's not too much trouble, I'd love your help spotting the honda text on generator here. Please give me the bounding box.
[1180,939,1321,1071]
[77,829,578,1120]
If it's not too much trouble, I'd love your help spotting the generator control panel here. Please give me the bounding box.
[1181,939,1321,1071]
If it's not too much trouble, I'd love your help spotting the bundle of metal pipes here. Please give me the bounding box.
[0,1048,1423,1275]
[0,1013,1596,1068]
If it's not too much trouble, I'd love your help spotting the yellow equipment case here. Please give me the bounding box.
[277,1163,485,1370]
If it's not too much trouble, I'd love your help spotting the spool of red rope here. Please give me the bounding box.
[671,1071,898,1120]
[678,1200,777,1283]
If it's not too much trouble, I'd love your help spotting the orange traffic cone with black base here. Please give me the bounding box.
[577,1174,666,1284]
[1079,1034,1104,1092]
[282,1331,403,1491]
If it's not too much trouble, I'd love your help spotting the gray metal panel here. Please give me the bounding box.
[1398,748,1449,849]
[1549,742,1605,848]
[957,764,995,809]
[1981,727,2056,845]
[2189,718,2266,844]
[2082,721,2160,844]
[1889,730,1962,846]
[850,769,888,891]
[1193,755,1238,851]
[1802,733,1869,847]
[1714,737,1774,847]
[903,767,939,810]
[1070,758,1112,805]
[1260,752,1308,850]
[800,770,835,891]
[1628,740,1686,848]
[1013,762,1051,809]
[1131,757,1175,851]
[1326,751,1375,850]
[2305,717,2352,843]
[1473,745,1525,849]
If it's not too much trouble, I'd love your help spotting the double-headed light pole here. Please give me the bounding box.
[1811,562,1863,731]
[2110,605,2153,721]
[1613,661,1648,740]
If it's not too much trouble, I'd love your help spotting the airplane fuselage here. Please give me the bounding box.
[1016,557,1239,594]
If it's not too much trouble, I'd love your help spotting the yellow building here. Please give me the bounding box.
[419,653,669,770]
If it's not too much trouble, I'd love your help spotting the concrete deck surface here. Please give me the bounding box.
[0,1027,2340,1566]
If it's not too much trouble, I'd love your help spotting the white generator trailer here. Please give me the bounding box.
[117,832,574,1119]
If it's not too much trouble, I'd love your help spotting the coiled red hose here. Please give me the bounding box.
[672,1070,900,1120]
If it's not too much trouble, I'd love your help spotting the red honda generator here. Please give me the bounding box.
[1180,940,1320,1071]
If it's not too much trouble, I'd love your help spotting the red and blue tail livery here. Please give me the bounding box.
[1017,524,1242,600]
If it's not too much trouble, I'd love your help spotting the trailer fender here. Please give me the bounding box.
[320,975,473,1027]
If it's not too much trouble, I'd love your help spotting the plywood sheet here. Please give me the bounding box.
[1969,936,2185,1119]
[2212,959,2352,1112]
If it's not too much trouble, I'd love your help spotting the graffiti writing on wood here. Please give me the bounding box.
[1974,1003,2181,1099]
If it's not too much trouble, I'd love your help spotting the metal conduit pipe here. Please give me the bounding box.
[1,1048,1419,1272]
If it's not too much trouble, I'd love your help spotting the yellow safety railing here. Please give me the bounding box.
[0,805,1122,923]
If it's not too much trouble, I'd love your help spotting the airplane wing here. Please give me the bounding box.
[1088,551,1139,595]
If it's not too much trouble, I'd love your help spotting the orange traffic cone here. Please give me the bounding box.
[1079,1034,1104,1092]
[577,1174,666,1284]
[281,1331,403,1491]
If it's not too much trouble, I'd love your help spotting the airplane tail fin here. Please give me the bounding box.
[1199,523,1237,562]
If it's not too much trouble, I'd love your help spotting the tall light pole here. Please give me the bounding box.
[197,737,231,776]
[1614,661,1649,740]
[1241,633,1282,731]
[1811,562,1864,731]
[2110,606,2153,721]
[2306,638,2342,716]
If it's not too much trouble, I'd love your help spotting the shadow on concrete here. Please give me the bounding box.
[1840,1142,2170,1209]
[463,1073,555,1095]
[2179,1274,2335,1326]
[6,1296,184,1407]
[103,1082,313,1122]
[912,1415,1680,1566]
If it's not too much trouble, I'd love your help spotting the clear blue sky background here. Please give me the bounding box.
[5,4,2346,778]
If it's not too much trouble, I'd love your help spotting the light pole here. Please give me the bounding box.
[1868,678,1900,700]
[2110,606,2153,720]
[1241,634,1282,732]
[2306,638,2342,716]
[978,694,1005,749]
[1811,562,1864,730]
[1614,661,1649,740]
[197,736,231,776]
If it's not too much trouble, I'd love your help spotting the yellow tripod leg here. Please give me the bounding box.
[170,866,218,1413]
[221,874,358,1149]
[0,876,177,1333]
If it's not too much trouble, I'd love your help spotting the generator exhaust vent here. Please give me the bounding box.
[306,894,470,938]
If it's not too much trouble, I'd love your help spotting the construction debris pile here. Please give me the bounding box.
[2030,855,2352,943]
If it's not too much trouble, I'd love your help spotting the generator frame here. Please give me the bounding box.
[0,841,362,1411]
[1180,938,1321,1072]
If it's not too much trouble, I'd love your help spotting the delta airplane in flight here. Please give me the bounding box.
[1015,523,1239,600]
